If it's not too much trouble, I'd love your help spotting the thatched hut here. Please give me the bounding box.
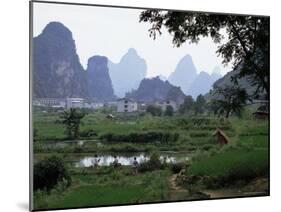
[213,128,230,145]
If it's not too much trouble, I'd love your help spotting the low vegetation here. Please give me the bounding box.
[33,106,269,209]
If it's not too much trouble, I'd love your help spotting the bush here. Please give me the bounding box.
[190,131,210,137]
[34,155,71,191]
[170,162,186,174]
[138,152,162,172]
[146,105,162,116]
[79,129,98,138]
[109,144,141,153]
[100,131,179,144]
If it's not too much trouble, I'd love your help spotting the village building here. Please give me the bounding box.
[66,98,84,109]
[138,102,148,112]
[83,102,104,109]
[117,98,138,112]
[33,98,66,108]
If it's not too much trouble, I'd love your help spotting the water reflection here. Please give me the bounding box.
[75,153,188,167]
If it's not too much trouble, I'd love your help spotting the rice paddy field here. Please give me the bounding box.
[32,107,269,210]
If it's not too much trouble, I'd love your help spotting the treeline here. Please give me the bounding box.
[145,94,207,117]
[100,131,179,143]
[179,94,206,115]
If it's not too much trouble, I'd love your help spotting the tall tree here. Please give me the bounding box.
[179,95,194,114]
[139,11,269,99]
[194,94,206,114]
[61,108,85,139]
[165,105,174,116]
[211,85,251,118]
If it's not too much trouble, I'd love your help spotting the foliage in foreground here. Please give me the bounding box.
[34,155,71,191]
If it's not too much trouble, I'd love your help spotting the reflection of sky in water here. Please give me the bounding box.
[75,154,189,167]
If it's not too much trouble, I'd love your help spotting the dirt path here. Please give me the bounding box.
[168,171,268,200]
[169,173,184,191]
[202,178,269,198]
[168,170,191,201]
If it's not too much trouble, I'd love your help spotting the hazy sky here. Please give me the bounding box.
[33,2,232,77]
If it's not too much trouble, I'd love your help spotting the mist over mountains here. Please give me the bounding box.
[168,55,222,98]
[108,48,147,97]
[33,21,226,102]
[168,54,197,94]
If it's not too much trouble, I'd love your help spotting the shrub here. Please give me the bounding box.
[109,144,141,153]
[190,131,210,137]
[34,155,71,191]
[138,152,162,172]
[146,105,162,116]
[170,162,186,174]
[79,129,98,138]
[100,132,179,144]
[201,144,214,151]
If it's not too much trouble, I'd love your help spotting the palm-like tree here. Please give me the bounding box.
[61,108,85,139]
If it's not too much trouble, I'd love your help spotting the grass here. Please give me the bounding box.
[48,185,146,208]
[34,167,170,210]
[33,109,269,208]
[187,148,269,188]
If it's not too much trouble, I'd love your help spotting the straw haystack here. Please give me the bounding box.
[213,128,230,145]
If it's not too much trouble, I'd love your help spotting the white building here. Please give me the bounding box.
[33,98,66,108]
[66,98,84,109]
[117,98,138,112]
[160,100,178,111]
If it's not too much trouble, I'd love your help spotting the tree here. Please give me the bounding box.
[139,11,269,99]
[211,85,251,118]
[179,95,194,114]
[165,105,174,116]
[61,108,85,139]
[194,94,206,114]
[34,155,71,191]
[146,105,162,116]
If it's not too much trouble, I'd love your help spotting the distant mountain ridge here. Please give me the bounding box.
[33,22,88,98]
[33,22,117,101]
[87,56,115,101]
[126,76,186,104]
[33,21,224,102]
[168,55,222,98]
[168,54,197,94]
[108,48,147,98]
[188,69,222,98]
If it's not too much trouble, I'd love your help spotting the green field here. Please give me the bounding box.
[33,108,269,210]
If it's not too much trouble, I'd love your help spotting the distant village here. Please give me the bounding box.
[33,97,179,113]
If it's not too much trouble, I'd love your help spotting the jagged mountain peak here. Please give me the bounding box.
[33,21,87,98]
[87,55,115,101]
[108,48,147,97]
[168,54,198,94]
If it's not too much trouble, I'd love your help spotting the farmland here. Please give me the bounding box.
[33,107,269,210]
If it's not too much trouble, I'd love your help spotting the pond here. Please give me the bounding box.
[74,153,189,167]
